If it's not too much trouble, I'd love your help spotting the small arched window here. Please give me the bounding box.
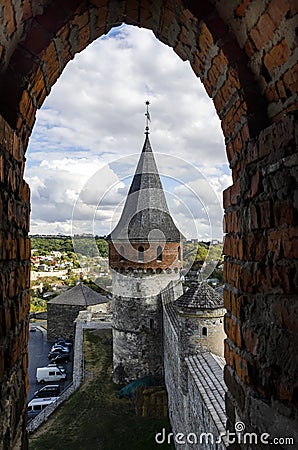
[178,246,181,261]
[119,245,125,262]
[202,327,208,336]
[157,245,163,261]
[138,246,144,262]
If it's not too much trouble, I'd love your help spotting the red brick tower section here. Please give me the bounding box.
[0,1,297,448]
[109,241,182,273]
[108,128,183,275]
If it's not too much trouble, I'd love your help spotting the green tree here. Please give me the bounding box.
[96,238,109,257]
[195,244,208,262]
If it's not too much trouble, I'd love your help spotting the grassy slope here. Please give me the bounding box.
[29,330,174,450]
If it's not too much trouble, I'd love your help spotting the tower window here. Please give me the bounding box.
[157,245,163,262]
[136,282,141,292]
[202,327,208,336]
[138,246,144,262]
[178,246,181,261]
[119,245,125,262]
[149,319,154,329]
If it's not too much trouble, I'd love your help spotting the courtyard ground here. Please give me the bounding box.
[29,329,174,450]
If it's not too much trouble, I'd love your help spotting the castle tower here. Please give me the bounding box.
[108,102,183,384]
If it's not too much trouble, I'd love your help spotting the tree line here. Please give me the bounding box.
[30,235,109,258]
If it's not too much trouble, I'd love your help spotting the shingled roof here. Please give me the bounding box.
[47,283,107,307]
[108,133,182,243]
[174,282,224,310]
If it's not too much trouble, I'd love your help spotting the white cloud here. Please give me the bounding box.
[25,24,231,238]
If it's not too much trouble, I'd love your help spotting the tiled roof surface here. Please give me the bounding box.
[174,282,224,310]
[186,352,227,433]
[48,283,107,306]
[108,134,182,243]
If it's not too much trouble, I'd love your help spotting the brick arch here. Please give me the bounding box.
[1,0,269,149]
[0,1,297,449]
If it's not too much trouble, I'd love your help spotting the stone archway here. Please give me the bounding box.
[0,1,297,448]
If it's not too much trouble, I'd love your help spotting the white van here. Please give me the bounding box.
[27,397,58,418]
[36,366,67,383]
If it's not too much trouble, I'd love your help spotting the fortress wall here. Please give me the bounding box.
[162,291,226,450]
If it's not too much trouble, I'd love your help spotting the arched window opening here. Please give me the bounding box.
[119,245,125,262]
[157,245,163,262]
[138,246,144,262]
[149,319,154,330]
[178,246,181,261]
[202,327,208,337]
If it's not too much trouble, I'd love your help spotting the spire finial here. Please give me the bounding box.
[145,100,151,135]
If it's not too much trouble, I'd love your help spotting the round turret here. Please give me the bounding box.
[174,282,226,357]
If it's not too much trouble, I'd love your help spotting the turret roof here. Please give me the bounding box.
[47,283,107,306]
[174,282,224,310]
[109,133,182,243]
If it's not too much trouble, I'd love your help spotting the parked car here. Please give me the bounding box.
[36,366,67,383]
[49,353,70,363]
[47,363,65,368]
[55,338,72,347]
[50,344,70,353]
[33,385,61,398]
[28,397,58,418]
[48,348,69,359]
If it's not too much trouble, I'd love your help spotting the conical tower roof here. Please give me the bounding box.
[174,282,224,311]
[109,133,182,243]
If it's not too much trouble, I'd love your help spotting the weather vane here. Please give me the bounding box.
[145,100,151,134]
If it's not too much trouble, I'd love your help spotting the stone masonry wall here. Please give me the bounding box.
[112,282,164,383]
[163,298,226,450]
[177,310,226,358]
[47,304,85,341]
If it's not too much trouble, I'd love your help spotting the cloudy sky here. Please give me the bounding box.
[25,24,231,241]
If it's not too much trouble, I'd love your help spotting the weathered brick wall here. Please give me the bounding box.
[109,242,182,272]
[0,1,297,448]
[223,112,298,446]
[0,116,30,449]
